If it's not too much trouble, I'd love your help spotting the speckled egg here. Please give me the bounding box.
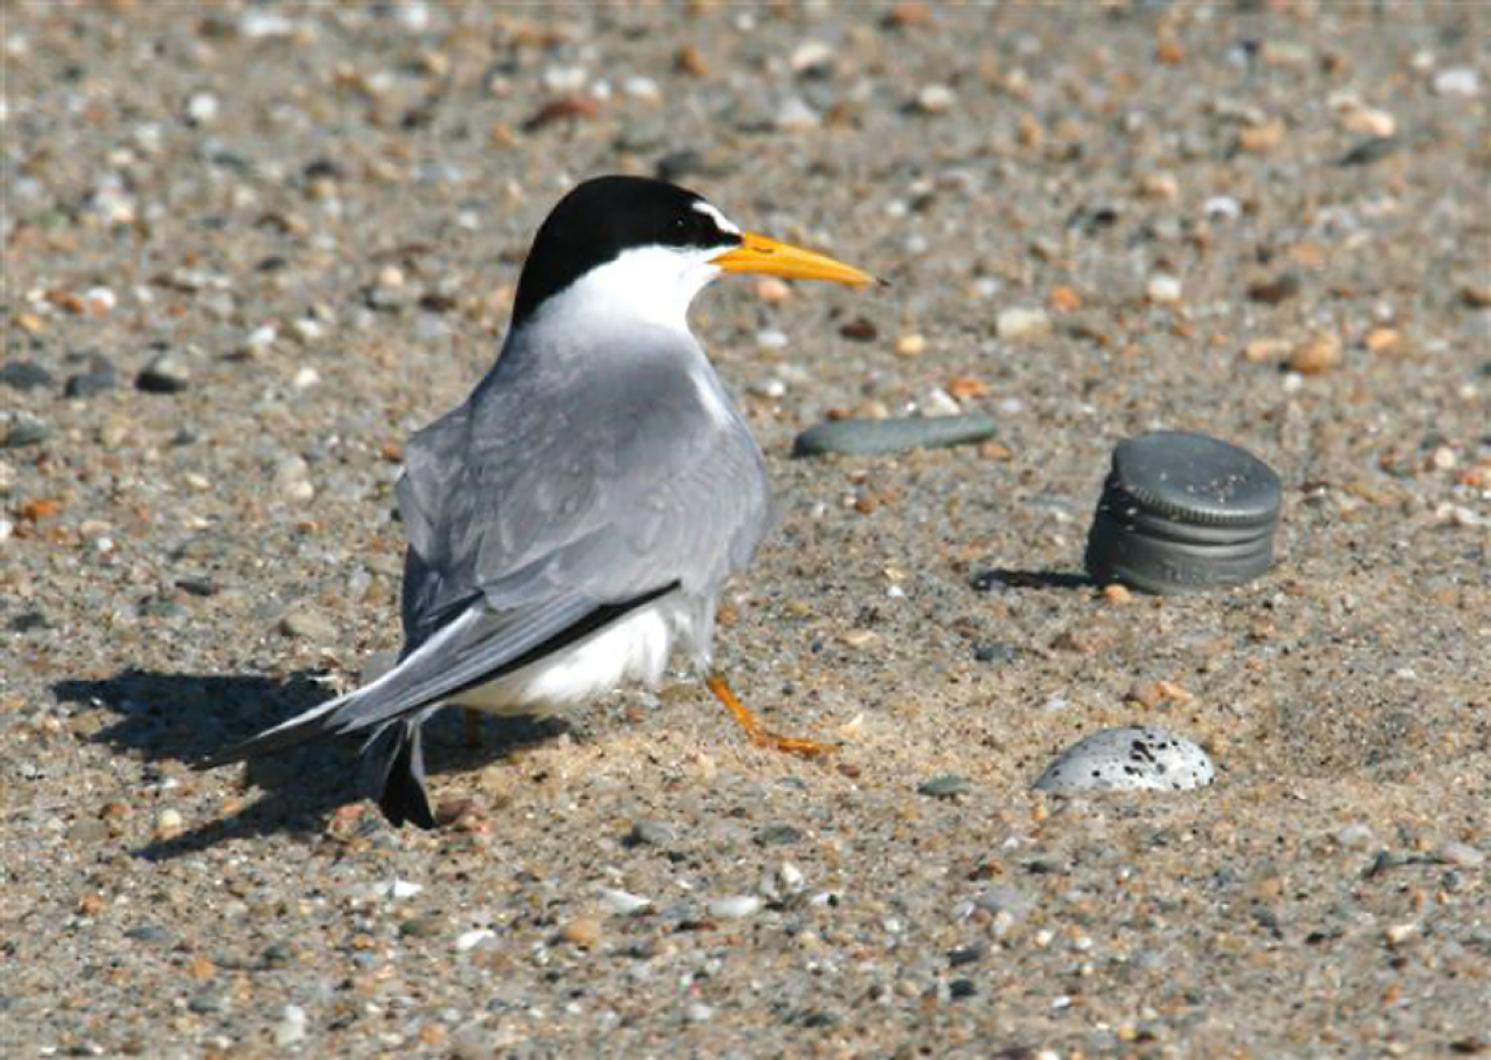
[1033,726,1215,793]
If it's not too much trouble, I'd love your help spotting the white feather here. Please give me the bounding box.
[448,595,699,717]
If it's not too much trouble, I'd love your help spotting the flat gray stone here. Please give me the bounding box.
[792,415,996,458]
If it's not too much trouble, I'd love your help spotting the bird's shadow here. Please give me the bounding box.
[51,670,564,859]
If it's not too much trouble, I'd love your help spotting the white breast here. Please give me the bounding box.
[448,594,698,717]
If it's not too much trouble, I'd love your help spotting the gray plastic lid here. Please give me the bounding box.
[1084,430,1281,594]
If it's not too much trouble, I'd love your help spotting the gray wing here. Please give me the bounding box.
[398,337,769,643]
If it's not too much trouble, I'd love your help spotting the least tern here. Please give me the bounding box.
[205,176,874,828]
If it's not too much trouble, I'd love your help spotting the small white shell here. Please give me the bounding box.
[1034,726,1215,793]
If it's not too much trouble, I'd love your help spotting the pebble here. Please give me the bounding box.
[240,9,295,38]
[559,917,603,948]
[793,414,997,458]
[600,888,652,915]
[1247,272,1300,305]
[1242,336,1290,364]
[915,83,955,114]
[707,895,763,920]
[685,1002,714,1023]
[839,316,879,342]
[755,823,803,846]
[756,329,789,350]
[1288,332,1342,375]
[917,774,971,799]
[1202,195,1242,221]
[995,307,1051,341]
[789,40,833,74]
[1340,137,1401,167]
[1034,726,1215,793]
[136,350,191,393]
[775,96,820,131]
[274,455,315,502]
[455,929,495,952]
[922,389,961,417]
[1147,274,1183,304]
[1437,842,1485,867]
[376,878,423,900]
[274,1005,307,1047]
[0,361,54,391]
[185,91,219,125]
[755,277,791,303]
[279,606,337,642]
[1335,823,1378,849]
[155,808,185,840]
[3,411,50,448]
[895,333,927,357]
[1341,106,1395,138]
[242,324,278,355]
[1432,67,1481,97]
[625,820,677,847]
[1237,117,1286,153]
[65,355,117,398]
[1384,923,1417,947]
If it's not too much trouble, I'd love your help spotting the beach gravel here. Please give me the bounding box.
[2,3,1488,1056]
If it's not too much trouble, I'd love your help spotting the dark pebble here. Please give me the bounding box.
[64,354,118,398]
[973,642,1018,665]
[136,350,191,393]
[754,824,803,846]
[949,978,977,1000]
[838,316,879,342]
[399,915,444,939]
[124,924,174,944]
[793,415,996,458]
[948,942,986,967]
[9,610,52,633]
[137,596,188,620]
[624,820,678,848]
[917,774,972,799]
[0,361,55,391]
[1339,136,1401,166]
[187,993,225,1015]
[2,412,50,448]
[1246,272,1301,304]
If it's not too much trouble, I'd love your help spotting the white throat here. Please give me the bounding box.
[534,245,722,336]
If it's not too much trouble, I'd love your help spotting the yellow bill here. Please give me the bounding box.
[712,231,875,287]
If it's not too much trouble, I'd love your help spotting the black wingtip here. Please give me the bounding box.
[374,722,439,830]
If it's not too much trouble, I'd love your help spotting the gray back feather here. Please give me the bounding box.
[397,324,769,651]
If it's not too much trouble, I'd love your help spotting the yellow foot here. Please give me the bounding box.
[462,709,483,749]
[706,674,835,759]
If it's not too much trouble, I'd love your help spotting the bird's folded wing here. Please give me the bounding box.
[398,337,770,620]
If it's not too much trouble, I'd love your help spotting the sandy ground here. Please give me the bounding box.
[3,2,1489,1056]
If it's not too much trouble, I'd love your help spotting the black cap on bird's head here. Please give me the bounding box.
[511,175,874,328]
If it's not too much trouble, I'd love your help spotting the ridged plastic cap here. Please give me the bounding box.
[1084,431,1281,594]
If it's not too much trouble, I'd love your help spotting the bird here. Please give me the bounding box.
[202,175,875,828]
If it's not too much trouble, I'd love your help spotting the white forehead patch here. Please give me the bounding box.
[691,200,741,236]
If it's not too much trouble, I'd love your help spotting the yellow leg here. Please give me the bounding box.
[705,673,835,758]
[462,708,483,748]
